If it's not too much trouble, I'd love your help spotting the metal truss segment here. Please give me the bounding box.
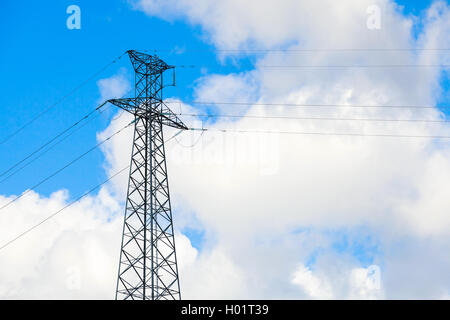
[113,50,185,300]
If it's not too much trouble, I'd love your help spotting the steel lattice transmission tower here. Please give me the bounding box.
[107,50,187,300]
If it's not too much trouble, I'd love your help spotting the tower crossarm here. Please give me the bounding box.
[159,101,189,130]
[107,98,188,130]
[127,50,174,76]
[107,98,145,114]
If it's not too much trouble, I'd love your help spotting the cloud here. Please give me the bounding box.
[2,1,450,299]
[0,72,132,299]
[0,187,123,299]
[127,0,450,299]
[96,69,131,104]
[292,266,334,299]
[133,0,413,50]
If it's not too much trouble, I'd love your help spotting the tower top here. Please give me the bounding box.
[106,50,187,130]
[126,50,174,76]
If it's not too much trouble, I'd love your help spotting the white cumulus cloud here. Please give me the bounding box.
[1,0,450,299]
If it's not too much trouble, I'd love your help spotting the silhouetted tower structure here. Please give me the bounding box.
[107,50,187,300]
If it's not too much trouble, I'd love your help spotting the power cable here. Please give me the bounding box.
[0,52,127,146]
[175,64,450,69]
[178,113,450,124]
[145,48,450,54]
[174,130,205,148]
[0,165,130,253]
[215,48,450,53]
[0,119,135,212]
[0,102,108,179]
[260,64,450,69]
[0,105,111,185]
[0,132,181,252]
[169,101,450,110]
[192,128,450,139]
[0,88,134,183]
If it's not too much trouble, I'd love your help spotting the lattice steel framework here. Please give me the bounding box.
[107,50,187,300]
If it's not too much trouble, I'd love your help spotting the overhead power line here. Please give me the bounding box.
[0,165,130,253]
[176,64,450,69]
[0,102,108,179]
[189,128,450,140]
[214,48,450,53]
[178,113,450,124]
[0,87,133,184]
[0,52,127,146]
[0,119,135,213]
[260,64,450,69]
[0,105,110,185]
[170,101,450,110]
[0,130,182,254]
[146,48,450,54]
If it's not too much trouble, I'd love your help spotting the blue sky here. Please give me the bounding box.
[0,0,261,199]
[1,0,448,199]
[1,0,448,252]
[396,0,436,13]
[1,0,450,299]
[0,0,203,197]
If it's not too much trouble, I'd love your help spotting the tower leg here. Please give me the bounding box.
[115,116,180,300]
